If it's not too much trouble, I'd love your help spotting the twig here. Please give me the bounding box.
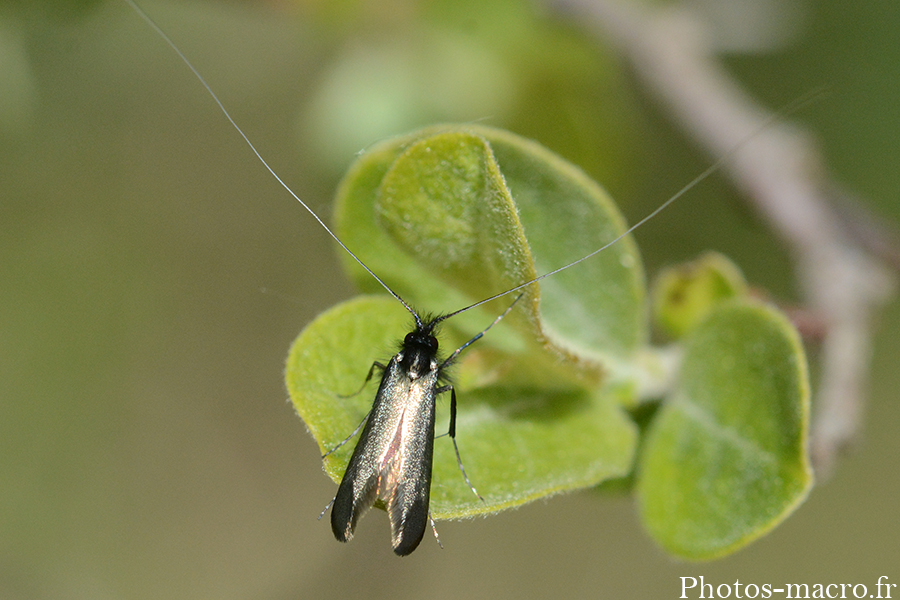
[549,0,897,476]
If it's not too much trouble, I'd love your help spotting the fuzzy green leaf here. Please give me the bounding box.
[637,300,813,559]
[652,251,749,339]
[333,125,645,375]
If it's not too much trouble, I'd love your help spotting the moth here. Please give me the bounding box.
[325,302,516,555]
[329,316,451,556]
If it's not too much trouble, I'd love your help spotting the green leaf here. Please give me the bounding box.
[651,251,749,339]
[334,124,645,376]
[637,300,813,560]
[286,295,638,518]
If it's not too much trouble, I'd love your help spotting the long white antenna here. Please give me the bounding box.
[122,0,422,325]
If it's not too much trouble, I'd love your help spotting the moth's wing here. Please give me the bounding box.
[387,444,433,555]
[387,381,437,556]
[330,417,380,543]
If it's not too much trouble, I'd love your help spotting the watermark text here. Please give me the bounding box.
[680,575,896,599]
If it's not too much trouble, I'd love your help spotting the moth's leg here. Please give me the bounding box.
[318,496,336,520]
[323,361,385,458]
[428,513,443,549]
[338,361,385,398]
[437,384,483,501]
[322,410,371,459]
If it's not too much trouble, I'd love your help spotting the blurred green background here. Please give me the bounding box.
[1,0,898,598]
